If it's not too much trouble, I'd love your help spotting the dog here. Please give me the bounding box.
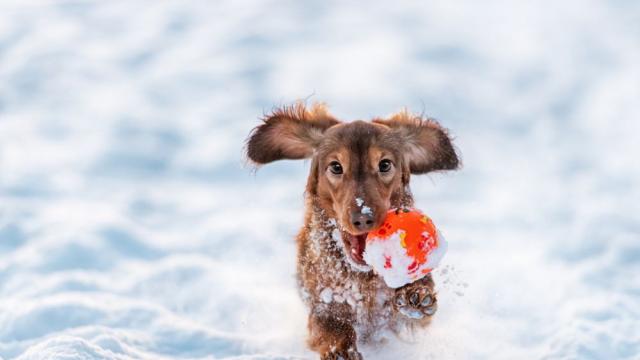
[245,103,459,359]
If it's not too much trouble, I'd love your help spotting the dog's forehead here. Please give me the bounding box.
[321,121,392,150]
[318,120,399,164]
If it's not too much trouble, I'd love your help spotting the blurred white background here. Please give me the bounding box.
[0,1,638,359]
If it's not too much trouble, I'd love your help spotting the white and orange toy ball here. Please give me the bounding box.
[363,208,447,288]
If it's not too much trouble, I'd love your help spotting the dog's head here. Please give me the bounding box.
[246,103,459,269]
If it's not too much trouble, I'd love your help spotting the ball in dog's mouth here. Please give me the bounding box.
[343,232,369,266]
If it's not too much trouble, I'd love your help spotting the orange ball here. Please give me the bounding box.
[364,208,446,288]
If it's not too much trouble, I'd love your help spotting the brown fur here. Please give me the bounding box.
[246,103,459,359]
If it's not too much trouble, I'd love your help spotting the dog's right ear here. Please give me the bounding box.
[246,103,339,165]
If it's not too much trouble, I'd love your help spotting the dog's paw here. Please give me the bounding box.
[322,346,363,360]
[393,282,437,320]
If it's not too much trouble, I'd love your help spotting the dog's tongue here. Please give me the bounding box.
[351,234,368,264]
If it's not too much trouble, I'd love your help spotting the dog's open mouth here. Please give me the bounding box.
[343,232,368,266]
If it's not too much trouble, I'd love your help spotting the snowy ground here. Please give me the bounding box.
[1,1,639,359]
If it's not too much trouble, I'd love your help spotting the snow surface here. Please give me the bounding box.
[1,0,639,359]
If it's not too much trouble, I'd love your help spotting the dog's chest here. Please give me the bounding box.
[305,221,396,327]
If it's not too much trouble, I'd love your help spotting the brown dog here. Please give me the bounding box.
[246,103,459,359]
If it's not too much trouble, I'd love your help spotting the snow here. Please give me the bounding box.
[319,288,333,304]
[1,0,639,359]
[364,230,414,289]
[356,197,372,215]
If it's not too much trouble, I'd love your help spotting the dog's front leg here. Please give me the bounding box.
[392,273,438,320]
[307,305,363,360]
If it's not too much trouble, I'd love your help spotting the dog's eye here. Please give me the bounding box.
[379,159,393,173]
[328,161,343,175]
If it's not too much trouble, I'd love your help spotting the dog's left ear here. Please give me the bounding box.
[374,111,460,174]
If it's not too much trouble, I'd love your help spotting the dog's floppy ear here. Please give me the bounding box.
[374,110,459,174]
[246,103,340,165]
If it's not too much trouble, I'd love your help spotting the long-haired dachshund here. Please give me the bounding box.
[246,103,459,359]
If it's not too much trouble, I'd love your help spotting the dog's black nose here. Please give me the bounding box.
[351,212,375,231]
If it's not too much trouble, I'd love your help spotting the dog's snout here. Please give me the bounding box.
[351,212,375,231]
